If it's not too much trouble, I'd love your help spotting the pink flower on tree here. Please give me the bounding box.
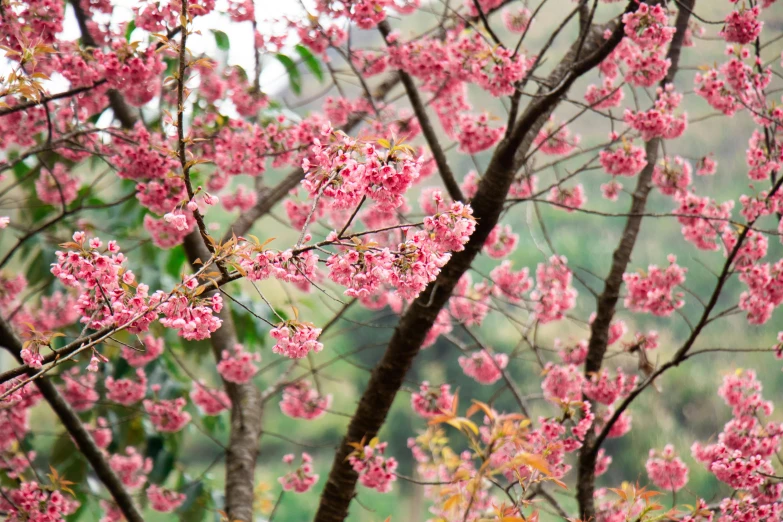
[279,453,319,493]
[143,396,191,433]
[190,381,231,416]
[411,382,454,418]
[721,5,762,45]
[270,321,324,359]
[146,484,186,513]
[348,439,398,493]
[623,255,687,317]
[646,445,689,492]
[105,368,147,406]
[532,255,578,324]
[459,350,509,385]
[217,343,261,383]
[280,381,332,420]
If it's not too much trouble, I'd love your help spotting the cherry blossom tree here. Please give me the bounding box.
[0,0,782,521]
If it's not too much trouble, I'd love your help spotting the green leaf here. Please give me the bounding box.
[294,44,324,82]
[12,159,30,180]
[178,480,210,521]
[211,29,230,51]
[166,247,187,278]
[125,20,136,42]
[275,53,301,95]
[51,432,88,486]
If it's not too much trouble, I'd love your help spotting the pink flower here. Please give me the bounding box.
[599,140,647,177]
[652,156,692,197]
[646,445,689,492]
[622,2,675,50]
[542,363,584,403]
[105,368,147,406]
[547,184,586,212]
[143,397,191,433]
[146,484,185,512]
[348,440,398,493]
[502,6,531,34]
[270,321,323,359]
[411,382,454,418]
[109,447,152,491]
[459,350,508,385]
[217,343,261,383]
[483,224,519,259]
[623,255,687,316]
[531,255,578,324]
[190,381,230,415]
[35,164,79,206]
[122,335,164,367]
[280,381,332,420]
[721,5,762,45]
[278,453,319,493]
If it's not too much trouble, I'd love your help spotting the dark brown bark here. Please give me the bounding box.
[0,316,144,522]
[575,2,695,519]
[314,10,630,522]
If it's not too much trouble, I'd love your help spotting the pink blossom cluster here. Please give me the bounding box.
[60,367,99,411]
[190,381,231,415]
[388,31,531,98]
[347,440,398,493]
[623,255,686,316]
[0,481,79,521]
[105,368,147,406]
[502,6,531,33]
[542,363,584,403]
[483,223,519,259]
[411,382,454,418]
[490,261,533,302]
[583,368,637,405]
[217,343,261,383]
[146,484,186,513]
[459,350,508,385]
[270,321,324,359]
[279,381,332,420]
[534,119,581,156]
[122,335,164,367]
[302,131,420,211]
[279,453,319,493]
[599,139,648,177]
[622,3,675,50]
[157,289,224,341]
[109,447,152,491]
[674,192,734,251]
[51,232,158,333]
[624,85,687,141]
[652,156,692,196]
[721,5,762,44]
[585,78,625,109]
[448,273,491,327]
[143,396,191,433]
[737,258,783,325]
[547,184,586,212]
[531,255,578,323]
[35,164,79,206]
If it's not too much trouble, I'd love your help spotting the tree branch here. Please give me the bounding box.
[313,10,629,521]
[574,2,694,519]
[0,316,144,522]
